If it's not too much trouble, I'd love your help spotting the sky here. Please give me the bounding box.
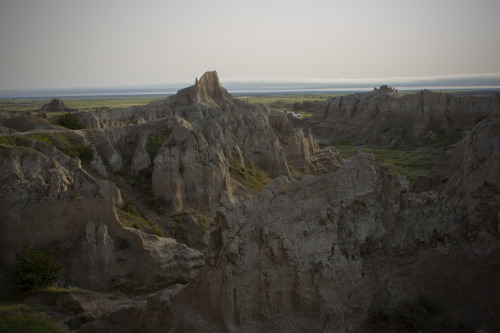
[1,0,500,93]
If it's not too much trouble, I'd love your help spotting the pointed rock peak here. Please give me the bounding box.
[198,71,230,101]
[172,71,232,107]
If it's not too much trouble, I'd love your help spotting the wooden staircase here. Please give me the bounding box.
[83,129,170,237]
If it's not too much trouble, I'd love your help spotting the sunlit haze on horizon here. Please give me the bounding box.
[1,0,500,91]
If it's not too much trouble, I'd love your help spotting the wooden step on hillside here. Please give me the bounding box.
[83,129,170,238]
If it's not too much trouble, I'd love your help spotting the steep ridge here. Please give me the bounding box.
[77,71,343,215]
[0,136,203,290]
[302,88,500,147]
[166,109,499,332]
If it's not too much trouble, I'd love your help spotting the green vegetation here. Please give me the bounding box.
[110,272,191,295]
[421,129,462,148]
[170,210,211,250]
[330,137,354,146]
[8,247,62,292]
[57,112,83,130]
[145,127,173,158]
[116,206,163,237]
[334,145,435,184]
[0,95,165,113]
[91,106,110,112]
[234,92,347,109]
[229,157,271,191]
[0,304,66,333]
[171,216,189,246]
[28,132,94,163]
[0,136,33,150]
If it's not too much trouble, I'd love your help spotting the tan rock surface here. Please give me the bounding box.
[0,137,203,290]
[304,90,500,146]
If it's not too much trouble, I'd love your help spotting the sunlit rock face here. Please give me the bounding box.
[77,71,343,215]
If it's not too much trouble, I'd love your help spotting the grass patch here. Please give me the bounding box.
[110,272,191,295]
[229,157,271,191]
[362,147,435,183]
[116,206,162,236]
[334,145,435,184]
[234,92,348,109]
[0,95,167,112]
[0,303,66,333]
[145,127,173,158]
[28,132,94,163]
[171,215,190,246]
[116,205,163,237]
[297,111,313,117]
[0,136,33,150]
[170,210,211,250]
[421,129,462,148]
[335,145,359,159]
[330,137,353,146]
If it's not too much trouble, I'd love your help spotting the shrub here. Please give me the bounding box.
[145,127,172,158]
[57,112,83,130]
[8,246,62,292]
[0,304,66,333]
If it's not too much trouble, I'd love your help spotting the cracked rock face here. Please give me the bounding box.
[168,111,500,332]
[84,71,343,215]
[303,90,500,146]
[0,138,203,291]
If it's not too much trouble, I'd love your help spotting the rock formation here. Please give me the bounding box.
[302,89,500,146]
[2,72,498,332]
[80,71,343,215]
[0,135,203,290]
[39,98,77,113]
[169,109,499,332]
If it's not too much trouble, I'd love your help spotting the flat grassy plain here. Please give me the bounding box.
[234,92,348,110]
[2,89,495,113]
[0,95,168,112]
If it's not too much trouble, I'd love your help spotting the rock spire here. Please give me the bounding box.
[171,71,231,107]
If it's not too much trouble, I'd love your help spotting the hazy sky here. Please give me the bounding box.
[1,0,500,91]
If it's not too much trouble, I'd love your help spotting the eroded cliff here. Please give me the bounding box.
[302,88,500,147]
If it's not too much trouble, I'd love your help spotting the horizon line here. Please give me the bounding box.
[1,73,499,98]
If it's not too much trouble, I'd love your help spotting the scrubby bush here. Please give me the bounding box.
[57,112,83,130]
[8,246,62,292]
[0,304,65,333]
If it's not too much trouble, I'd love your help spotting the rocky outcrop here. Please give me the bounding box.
[0,115,61,132]
[303,89,500,146]
[77,101,173,129]
[40,98,77,113]
[164,110,500,332]
[0,137,203,290]
[79,72,343,215]
[168,71,231,108]
[270,112,343,174]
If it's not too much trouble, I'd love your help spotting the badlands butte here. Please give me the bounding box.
[0,71,499,332]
